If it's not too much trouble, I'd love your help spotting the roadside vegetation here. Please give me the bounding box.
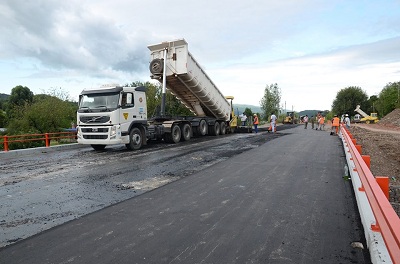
[258,82,399,123]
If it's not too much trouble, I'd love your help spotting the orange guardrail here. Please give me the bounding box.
[1,131,77,152]
[341,125,400,263]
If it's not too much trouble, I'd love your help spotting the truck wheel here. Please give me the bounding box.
[197,119,207,136]
[220,122,226,135]
[165,125,181,143]
[210,122,220,136]
[126,128,142,150]
[171,125,181,143]
[149,59,164,75]
[366,120,370,124]
[91,144,106,151]
[181,123,191,141]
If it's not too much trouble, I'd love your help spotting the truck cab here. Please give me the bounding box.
[76,85,148,150]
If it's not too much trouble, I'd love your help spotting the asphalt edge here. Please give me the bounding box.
[0,143,87,159]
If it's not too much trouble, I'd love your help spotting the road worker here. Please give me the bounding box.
[318,115,325,130]
[332,115,340,135]
[270,112,277,133]
[240,112,247,126]
[253,114,259,133]
[344,114,351,129]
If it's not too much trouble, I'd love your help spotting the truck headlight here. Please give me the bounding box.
[110,126,117,139]
[76,126,82,139]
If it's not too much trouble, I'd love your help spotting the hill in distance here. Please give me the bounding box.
[0,93,10,100]
[298,110,328,117]
[233,104,262,115]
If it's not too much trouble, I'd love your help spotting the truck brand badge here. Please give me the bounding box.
[89,116,101,122]
[92,128,98,132]
[123,113,128,120]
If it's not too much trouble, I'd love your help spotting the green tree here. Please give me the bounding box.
[260,83,281,121]
[165,92,193,116]
[6,85,34,119]
[375,82,400,116]
[128,81,161,117]
[6,94,77,134]
[8,85,33,106]
[128,81,193,117]
[367,95,379,114]
[243,107,253,117]
[0,110,6,127]
[331,86,368,116]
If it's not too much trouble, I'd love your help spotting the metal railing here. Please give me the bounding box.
[1,131,77,152]
[341,125,400,263]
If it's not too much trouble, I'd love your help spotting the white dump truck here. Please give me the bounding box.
[76,39,238,151]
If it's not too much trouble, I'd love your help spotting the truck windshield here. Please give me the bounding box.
[79,93,120,112]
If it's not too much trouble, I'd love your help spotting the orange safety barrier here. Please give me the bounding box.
[0,131,77,152]
[341,126,400,263]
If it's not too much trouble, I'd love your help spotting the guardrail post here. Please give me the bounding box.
[3,135,9,152]
[362,155,370,168]
[375,176,389,200]
[45,133,50,147]
[355,144,362,154]
[371,223,381,232]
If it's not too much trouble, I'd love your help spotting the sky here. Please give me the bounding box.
[1,0,400,111]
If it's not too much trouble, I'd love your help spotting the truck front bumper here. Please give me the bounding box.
[76,125,129,145]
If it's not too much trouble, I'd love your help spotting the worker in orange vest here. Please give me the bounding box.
[318,115,325,130]
[253,114,259,133]
[332,115,340,134]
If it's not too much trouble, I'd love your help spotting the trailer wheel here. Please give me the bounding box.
[149,59,164,75]
[126,127,142,150]
[210,122,220,136]
[220,122,226,135]
[197,119,207,136]
[91,144,106,151]
[165,125,181,143]
[181,123,191,141]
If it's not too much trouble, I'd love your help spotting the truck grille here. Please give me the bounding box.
[83,135,108,139]
[81,127,109,133]
[80,116,110,123]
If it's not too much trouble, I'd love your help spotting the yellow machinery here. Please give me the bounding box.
[354,105,379,124]
[283,111,298,124]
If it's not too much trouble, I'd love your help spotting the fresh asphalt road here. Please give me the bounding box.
[0,126,371,263]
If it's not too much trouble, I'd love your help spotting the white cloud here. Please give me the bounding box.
[209,37,400,111]
[0,0,399,111]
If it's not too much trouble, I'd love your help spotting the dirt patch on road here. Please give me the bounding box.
[349,108,400,215]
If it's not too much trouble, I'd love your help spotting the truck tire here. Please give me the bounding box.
[126,127,142,150]
[165,124,181,143]
[91,144,106,151]
[149,59,164,75]
[197,119,207,136]
[210,122,220,136]
[181,123,191,141]
[220,122,226,135]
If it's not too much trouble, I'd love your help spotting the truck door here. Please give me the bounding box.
[119,92,137,132]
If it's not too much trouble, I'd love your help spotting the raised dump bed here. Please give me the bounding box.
[148,39,231,121]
